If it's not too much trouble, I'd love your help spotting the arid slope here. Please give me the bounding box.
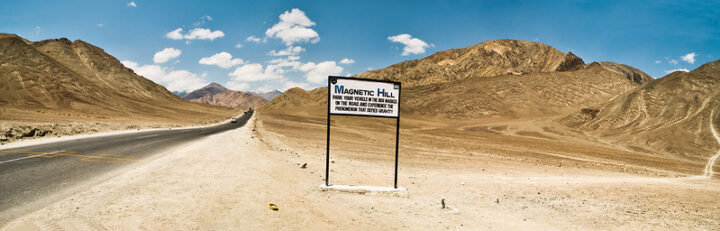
[565,60,720,164]
[183,83,267,109]
[0,33,236,142]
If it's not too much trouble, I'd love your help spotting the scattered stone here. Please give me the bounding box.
[495,198,500,204]
[441,198,446,209]
[300,163,307,169]
[330,158,335,163]
[268,203,279,211]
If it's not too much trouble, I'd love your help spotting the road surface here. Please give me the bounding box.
[0,111,252,221]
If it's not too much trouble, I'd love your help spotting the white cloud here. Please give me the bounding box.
[121,60,139,69]
[228,63,283,82]
[282,80,310,90]
[288,56,300,61]
[654,60,661,64]
[166,28,184,40]
[165,28,224,41]
[193,15,213,26]
[234,43,243,48]
[664,68,689,74]
[97,23,104,28]
[199,52,244,69]
[299,61,343,84]
[265,8,320,46]
[127,1,136,7]
[268,58,301,71]
[226,81,250,91]
[121,60,207,92]
[669,59,679,65]
[185,28,224,40]
[269,46,305,56]
[681,52,696,64]
[339,58,355,64]
[246,36,262,43]
[253,84,275,92]
[153,48,182,64]
[388,33,431,56]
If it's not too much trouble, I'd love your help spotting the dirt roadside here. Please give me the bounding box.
[2,116,719,230]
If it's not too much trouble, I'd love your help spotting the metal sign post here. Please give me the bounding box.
[325,76,401,188]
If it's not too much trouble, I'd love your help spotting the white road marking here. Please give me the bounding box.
[137,134,160,139]
[0,151,61,165]
[702,110,720,178]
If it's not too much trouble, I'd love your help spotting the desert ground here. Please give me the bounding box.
[2,113,718,230]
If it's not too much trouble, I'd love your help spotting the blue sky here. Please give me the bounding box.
[1,0,718,92]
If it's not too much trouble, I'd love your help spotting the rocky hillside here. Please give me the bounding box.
[251,89,283,101]
[184,83,267,109]
[356,39,590,87]
[183,83,228,100]
[262,40,650,119]
[564,60,720,161]
[0,33,236,142]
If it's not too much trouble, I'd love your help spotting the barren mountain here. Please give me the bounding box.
[183,82,227,100]
[564,60,720,162]
[251,89,283,101]
[356,39,588,87]
[0,33,236,141]
[262,40,649,119]
[596,62,654,84]
[183,83,267,109]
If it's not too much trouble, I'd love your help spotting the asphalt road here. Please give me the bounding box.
[0,111,252,222]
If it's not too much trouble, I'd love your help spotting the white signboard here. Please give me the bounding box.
[329,77,400,118]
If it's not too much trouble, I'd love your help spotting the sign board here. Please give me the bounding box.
[329,78,400,118]
[325,76,402,188]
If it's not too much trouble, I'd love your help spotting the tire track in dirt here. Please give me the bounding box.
[703,110,720,178]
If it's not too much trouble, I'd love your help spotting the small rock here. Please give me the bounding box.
[300,163,307,169]
[330,158,335,163]
[441,198,446,209]
[495,198,499,204]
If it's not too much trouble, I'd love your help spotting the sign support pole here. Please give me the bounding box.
[325,79,332,187]
[394,116,400,188]
[394,83,401,189]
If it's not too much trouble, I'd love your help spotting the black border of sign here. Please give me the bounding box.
[328,76,401,118]
[325,76,402,188]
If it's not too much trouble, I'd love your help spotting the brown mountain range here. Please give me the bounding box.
[564,60,720,162]
[183,83,267,109]
[0,33,235,139]
[262,40,651,119]
[355,39,652,87]
[260,39,720,176]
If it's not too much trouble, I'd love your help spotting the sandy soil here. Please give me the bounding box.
[2,114,719,230]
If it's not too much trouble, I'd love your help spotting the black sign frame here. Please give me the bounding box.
[325,76,402,188]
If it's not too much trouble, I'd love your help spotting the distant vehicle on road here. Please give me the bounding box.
[231,118,238,123]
